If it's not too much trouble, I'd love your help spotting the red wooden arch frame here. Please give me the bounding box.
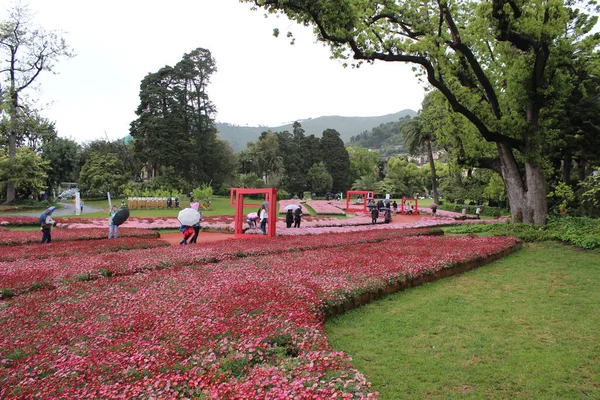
[400,196,419,215]
[345,190,374,213]
[233,187,277,238]
[230,188,263,207]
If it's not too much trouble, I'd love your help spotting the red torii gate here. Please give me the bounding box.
[233,187,277,238]
[345,190,374,213]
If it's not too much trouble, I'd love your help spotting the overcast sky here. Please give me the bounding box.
[3,0,426,143]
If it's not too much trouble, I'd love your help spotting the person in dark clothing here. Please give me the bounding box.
[384,209,392,223]
[377,199,384,210]
[293,206,303,228]
[40,210,55,244]
[286,209,294,228]
[371,208,379,224]
[392,200,398,214]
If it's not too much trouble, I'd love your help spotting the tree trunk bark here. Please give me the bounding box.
[496,142,547,224]
[5,98,18,204]
[425,138,439,204]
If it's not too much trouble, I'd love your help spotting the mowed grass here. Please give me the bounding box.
[325,242,600,399]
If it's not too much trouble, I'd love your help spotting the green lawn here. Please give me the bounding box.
[325,242,600,399]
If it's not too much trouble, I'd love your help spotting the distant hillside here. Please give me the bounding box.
[216,109,417,152]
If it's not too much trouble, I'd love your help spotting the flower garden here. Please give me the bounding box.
[0,214,521,398]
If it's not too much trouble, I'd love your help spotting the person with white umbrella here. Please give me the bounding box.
[177,206,201,245]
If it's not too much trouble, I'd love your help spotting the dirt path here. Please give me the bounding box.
[159,231,234,245]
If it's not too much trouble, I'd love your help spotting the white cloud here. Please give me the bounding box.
[3,0,425,143]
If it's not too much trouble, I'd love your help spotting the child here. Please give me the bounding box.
[180,226,194,245]
[108,206,119,238]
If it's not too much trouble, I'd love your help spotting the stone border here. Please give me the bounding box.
[324,241,522,318]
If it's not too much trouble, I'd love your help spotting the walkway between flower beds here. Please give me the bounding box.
[159,231,233,245]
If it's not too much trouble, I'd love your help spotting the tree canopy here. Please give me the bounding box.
[241,0,600,224]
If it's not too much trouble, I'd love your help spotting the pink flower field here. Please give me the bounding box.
[0,224,521,399]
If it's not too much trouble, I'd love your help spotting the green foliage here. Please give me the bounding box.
[548,181,575,212]
[78,152,127,196]
[129,47,236,190]
[321,129,350,193]
[580,170,600,210]
[0,147,49,197]
[41,137,80,191]
[307,162,333,195]
[347,146,380,185]
[191,183,213,209]
[444,216,600,249]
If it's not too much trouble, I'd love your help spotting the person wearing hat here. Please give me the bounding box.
[40,209,55,244]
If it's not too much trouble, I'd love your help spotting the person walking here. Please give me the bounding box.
[259,204,268,234]
[189,203,203,244]
[40,209,55,244]
[286,209,294,228]
[371,208,379,224]
[293,206,303,228]
[392,200,398,214]
[108,206,119,238]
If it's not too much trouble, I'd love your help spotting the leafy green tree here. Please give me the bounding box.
[255,131,283,186]
[0,3,73,203]
[307,162,333,195]
[130,48,234,190]
[351,175,378,191]
[41,137,80,192]
[385,157,424,197]
[347,146,380,185]
[238,173,265,189]
[320,129,350,193]
[78,152,127,197]
[242,0,600,224]
[402,111,439,203]
[0,147,49,198]
[579,169,600,215]
[280,122,309,195]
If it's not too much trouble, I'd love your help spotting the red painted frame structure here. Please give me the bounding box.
[230,188,263,207]
[400,196,419,215]
[233,187,277,238]
[345,190,374,213]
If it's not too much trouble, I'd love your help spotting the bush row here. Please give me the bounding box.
[443,216,600,249]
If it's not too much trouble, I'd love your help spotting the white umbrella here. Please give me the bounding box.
[284,204,301,211]
[178,208,201,226]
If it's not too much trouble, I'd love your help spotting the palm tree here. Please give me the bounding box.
[352,174,378,191]
[402,116,439,204]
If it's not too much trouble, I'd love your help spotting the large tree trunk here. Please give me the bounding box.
[497,142,547,224]
[425,138,439,204]
[4,101,18,204]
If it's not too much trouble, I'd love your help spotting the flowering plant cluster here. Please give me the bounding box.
[0,228,440,299]
[0,233,520,398]
[305,200,346,215]
[277,199,304,214]
[0,237,170,262]
[0,228,158,246]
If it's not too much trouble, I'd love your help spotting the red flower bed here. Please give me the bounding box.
[0,235,520,398]
[0,237,170,262]
[0,228,440,298]
[0,228,159,246]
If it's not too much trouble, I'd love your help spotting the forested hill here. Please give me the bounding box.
[216,109,417,152]
[348,115,414,154]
